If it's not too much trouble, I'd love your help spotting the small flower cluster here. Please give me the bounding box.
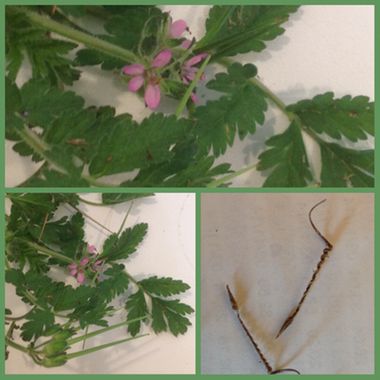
[68,244,102,284]
[122,17,208,110]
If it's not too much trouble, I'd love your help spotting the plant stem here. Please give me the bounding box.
[67,203,114,234]
[68,316,148,345]
[78,197,111,207]
[6,308,35,321]
[15,125,51,160]
[66,334,149,360]
[38,213,49,241]
[117,201,134,237]
[26,241,72,263]
[175,55,211,117]
[17,7,140,64]
[207,162,258,188]
[5,338,30,354]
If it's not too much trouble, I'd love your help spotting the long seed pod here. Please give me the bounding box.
[226,285,300,375]
[276,199,333,338]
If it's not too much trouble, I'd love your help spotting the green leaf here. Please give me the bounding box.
[126,289,148,336]
[287,92,374,142]
[20,79,85,128]
[7,193,57,223]
[88,114,190,177]
[151,298,193,336]
[6,7,80,85]
[7,79,228,187]
[20,309,57,341]
[199,5,299,58]
[5,268,25,288]
[320,142,374,187]
[98,264,130,302]
[6,238,48,273]
[27,213,85,261]
[101,223,148,262]
[75,6,164,69]
[194,63,267,156]
[139,276,190,296]
[257,120,312,187]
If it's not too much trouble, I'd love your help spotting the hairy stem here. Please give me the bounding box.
[6,308,35,321]
[16,7,140,64]
[26,241,73,263]
[117,201,134,237]
[67,203,114,234]
[68,316,148,345]
[276,200,333,338]
[5,337,30,354]
[65,334,149,360]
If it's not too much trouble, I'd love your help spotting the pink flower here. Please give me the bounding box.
[151,49,172,68]
[76,271,85,284]
[68,262,86,284]
[181,53,208,84]
[68,263,78,276]
[87,244,97,254]
[181,39,192,49]
[80,257,90,266]
[168,18,193,49]
[92,259,103,272]
[180,53,209,103]
[169,19,188,38]
[122,50,173,110]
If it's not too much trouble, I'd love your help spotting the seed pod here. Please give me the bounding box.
[52,330,72,341]
[43,340,68,357]
[41,354,67,367]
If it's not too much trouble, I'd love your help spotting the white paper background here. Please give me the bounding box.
[201,193,374,374]
[5,5,374,187]
[5,193,195,374]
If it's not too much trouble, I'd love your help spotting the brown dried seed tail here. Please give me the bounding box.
[276,200,333,338]
[226,284,273,374]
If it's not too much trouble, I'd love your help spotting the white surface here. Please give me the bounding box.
[201,193,374,374]
[5,193,195,374]
[5,6,374,187]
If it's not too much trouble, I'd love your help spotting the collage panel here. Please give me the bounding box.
[5,5,374,188]
[2,2,377,379]
[5,193,195,374]
[201,193,374,374]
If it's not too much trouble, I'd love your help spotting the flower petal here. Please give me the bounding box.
[80,257,90,266]
[170,19,187,38]
[68,263,77,270]
[122,64,145,76]
[185,53,208,68]
[144,83,161,110]
[69,268,78,276]
[128,76,144,92]
[76,271,85,284]
[191,92,199,104]
[151,49,172,68]
[87,244,97,254]
[181,39,192,49]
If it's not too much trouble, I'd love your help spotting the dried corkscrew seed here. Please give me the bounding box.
[226,285,300,375]
[276,199,333,338]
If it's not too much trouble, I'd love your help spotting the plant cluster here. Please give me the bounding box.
[5,193,193,367]
[5,5,374,187]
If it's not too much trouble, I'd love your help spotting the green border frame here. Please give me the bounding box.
[1,0,378,378]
